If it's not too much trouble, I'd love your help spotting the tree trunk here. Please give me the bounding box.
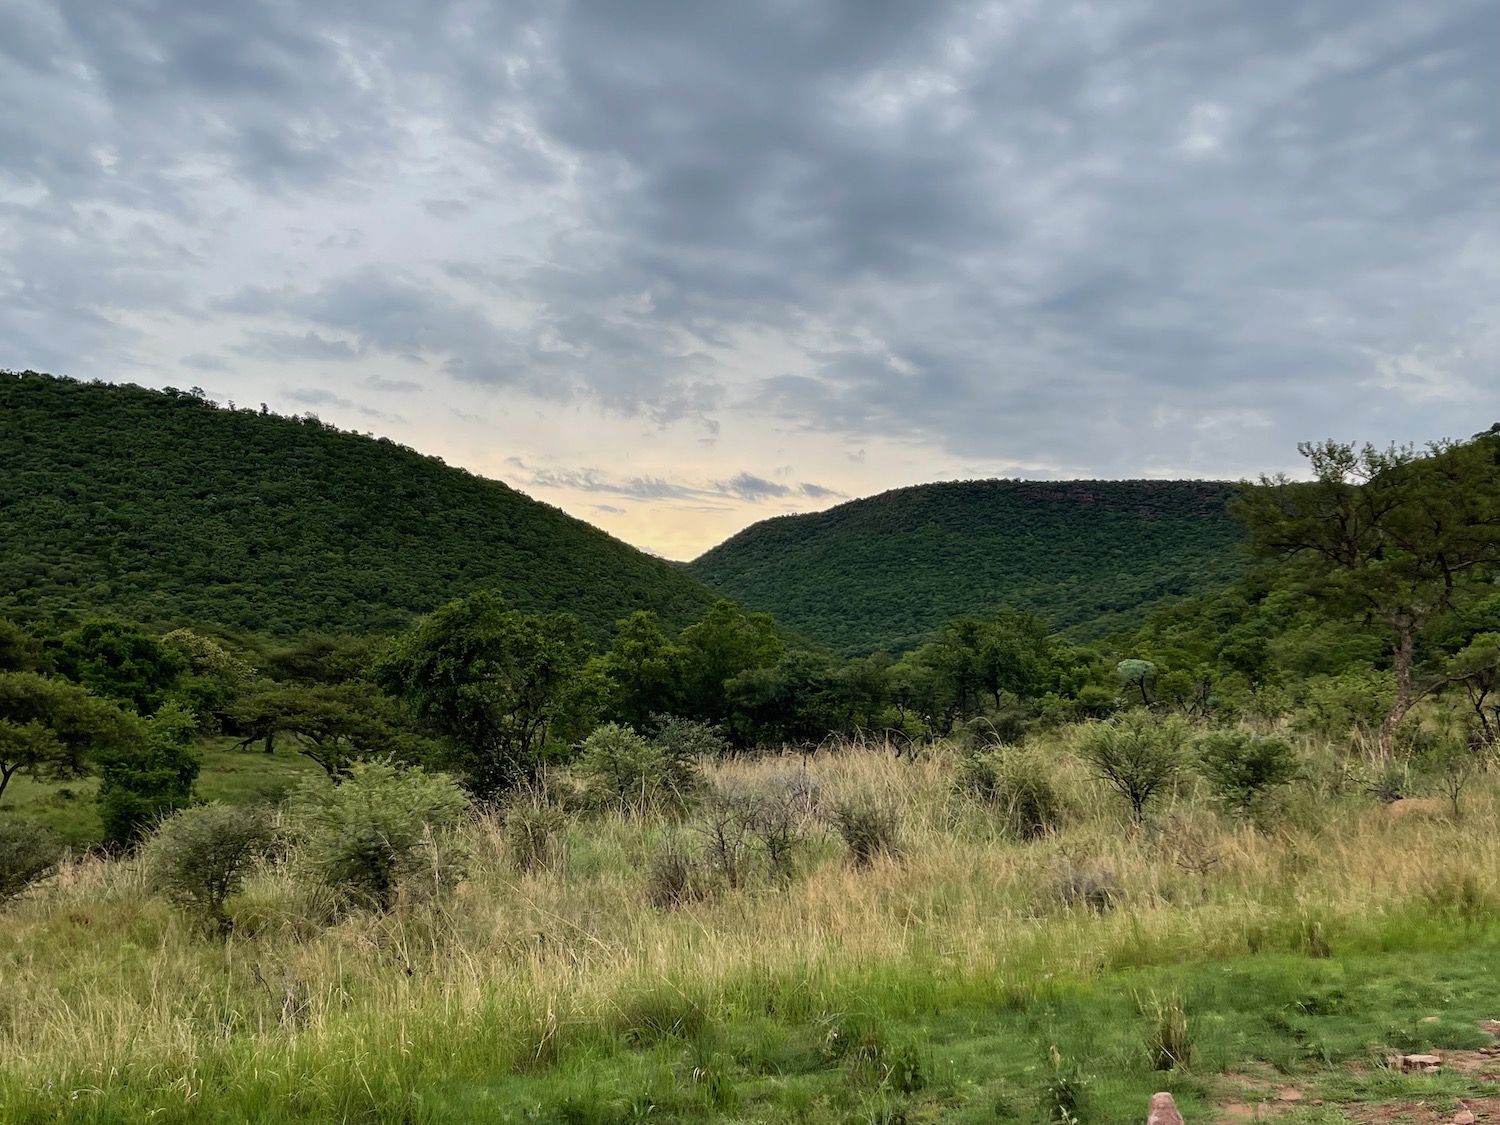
[1378,616,1418,757]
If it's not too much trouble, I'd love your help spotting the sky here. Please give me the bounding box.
[4,0,1500,560]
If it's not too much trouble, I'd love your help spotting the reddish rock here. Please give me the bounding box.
[1150,1092,1185,1125]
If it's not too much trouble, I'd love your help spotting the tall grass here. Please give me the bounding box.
[2,728,1498,1120]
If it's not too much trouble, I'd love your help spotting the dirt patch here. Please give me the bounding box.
[1339,1096,1500,1125]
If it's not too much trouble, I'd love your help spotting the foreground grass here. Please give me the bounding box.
[3,737,1499,1123]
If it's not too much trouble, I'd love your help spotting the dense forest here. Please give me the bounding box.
[0,372,719,638]
[688,478,1248,653]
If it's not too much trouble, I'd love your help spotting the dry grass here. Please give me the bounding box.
[1,728,1497,1115]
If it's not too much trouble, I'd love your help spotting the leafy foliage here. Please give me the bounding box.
[689,478,1247,653]
[1074,712,1189,824]
[96,701,201,847]
[0,818,63,902]
[1,372,718,638]
[288,761,468,912]
[1195,730,1300,818]
[145,802,278,929]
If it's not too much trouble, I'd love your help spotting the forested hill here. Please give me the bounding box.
[688,479,1248,653]
[1,372,719,637]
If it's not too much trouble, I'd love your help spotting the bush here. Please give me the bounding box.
[954,748,1063,840]
[646,844,710,910]
[503,795,569,875]
[289,760,468,911]
[144,802,277,931]
[576,722,699,815]
[1049,857,1117,913]
[829,797,901,867]
[1196,730,1300,819]
[1074,712,1189,824]
[0,818,62,902]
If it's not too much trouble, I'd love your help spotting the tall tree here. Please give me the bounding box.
[375,591,590,799]
[0,671,137,800]
[1232,434,1500,749]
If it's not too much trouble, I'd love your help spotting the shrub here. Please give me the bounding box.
[954,748,1063,840]
[1049,857,1117,913]
[0,818,62,902]
[829,797,901,868]
[503,795,570,875]
[576,722,699,815]
[289,760,468,911]
[646,844,710,910]
[1074,712,1189,824]
[144,802,277,931]
[1041,1047,1090,1125]
[1196,730,1300,819]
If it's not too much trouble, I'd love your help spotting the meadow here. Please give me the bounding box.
[3,727,1499,1125]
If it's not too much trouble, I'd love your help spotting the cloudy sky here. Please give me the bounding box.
[5,1,1500,558]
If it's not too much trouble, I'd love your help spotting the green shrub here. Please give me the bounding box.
[0,818,62,902]
[954,748,1063,840]
[1075,712,1188,824]
[144,802,277,931]
[829,797,901,868]
[289,760,468,911]
[576,722,699,815]
[1196,730,1300,819]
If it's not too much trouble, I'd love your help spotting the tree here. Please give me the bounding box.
[597,611,683,729]
[145,803,277,932]
[1075,712,1189,824]
[0,671,138,801]
[1195,730,1300,819]
[229,682,436,779]
[96,701,201,847]
[374,591,590,799]
[1232,435,1500,751]
[54,620,187,715]
[677,601,784,726]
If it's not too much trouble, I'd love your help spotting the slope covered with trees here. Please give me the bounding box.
[688,479,1248,653]
[1,372,719,637]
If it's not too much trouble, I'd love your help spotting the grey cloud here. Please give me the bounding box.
[523,466,840,506]
[363,375,424,393]
[179,353,233,372]
[5,0,1500,477]
[712,473,791,502]
[231,331,359,362]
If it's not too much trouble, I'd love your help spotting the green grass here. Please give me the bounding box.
[0,739,325,845]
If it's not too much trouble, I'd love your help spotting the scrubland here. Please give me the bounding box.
[3,728,1499,1124]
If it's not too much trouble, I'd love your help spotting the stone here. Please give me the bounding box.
[1149,1092,1185,1125]
[1401,1054,1443,1072]
[1453,1111,1476,1125]
[1277,1089,1303,1102]
[1422,1017,1442,1025]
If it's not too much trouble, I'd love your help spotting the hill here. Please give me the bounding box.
[0,372,720,637]
[688,478,1248,652]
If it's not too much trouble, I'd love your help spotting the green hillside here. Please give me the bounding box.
[0,372,719,637]
[688,478,1248,652]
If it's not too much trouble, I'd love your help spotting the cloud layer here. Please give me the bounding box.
[4,0,1499,554]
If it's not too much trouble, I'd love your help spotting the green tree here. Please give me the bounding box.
[1075,712,1189,824]
[96,702,201,847]
[229,681,437,779]
[677,601,784,726]
[598,611,683,729]
[145,803,277,932]
[375,591,590,799]
[54,620,187,715]
[0,671,137,801]
[1232,435,1500,750]
[1195,730,1300,819]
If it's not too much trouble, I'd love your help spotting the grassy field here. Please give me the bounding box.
[0,740,325,846]
[2,733,1499,1124]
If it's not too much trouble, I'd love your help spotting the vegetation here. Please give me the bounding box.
[1,371,719,637]
[8,395,1500,1121]
[689,478,1247,653]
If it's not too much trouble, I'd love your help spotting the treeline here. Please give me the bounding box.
[7,427,1500,850]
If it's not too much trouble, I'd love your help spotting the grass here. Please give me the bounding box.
[3,729,1500,1122]
[0,739,325,845]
